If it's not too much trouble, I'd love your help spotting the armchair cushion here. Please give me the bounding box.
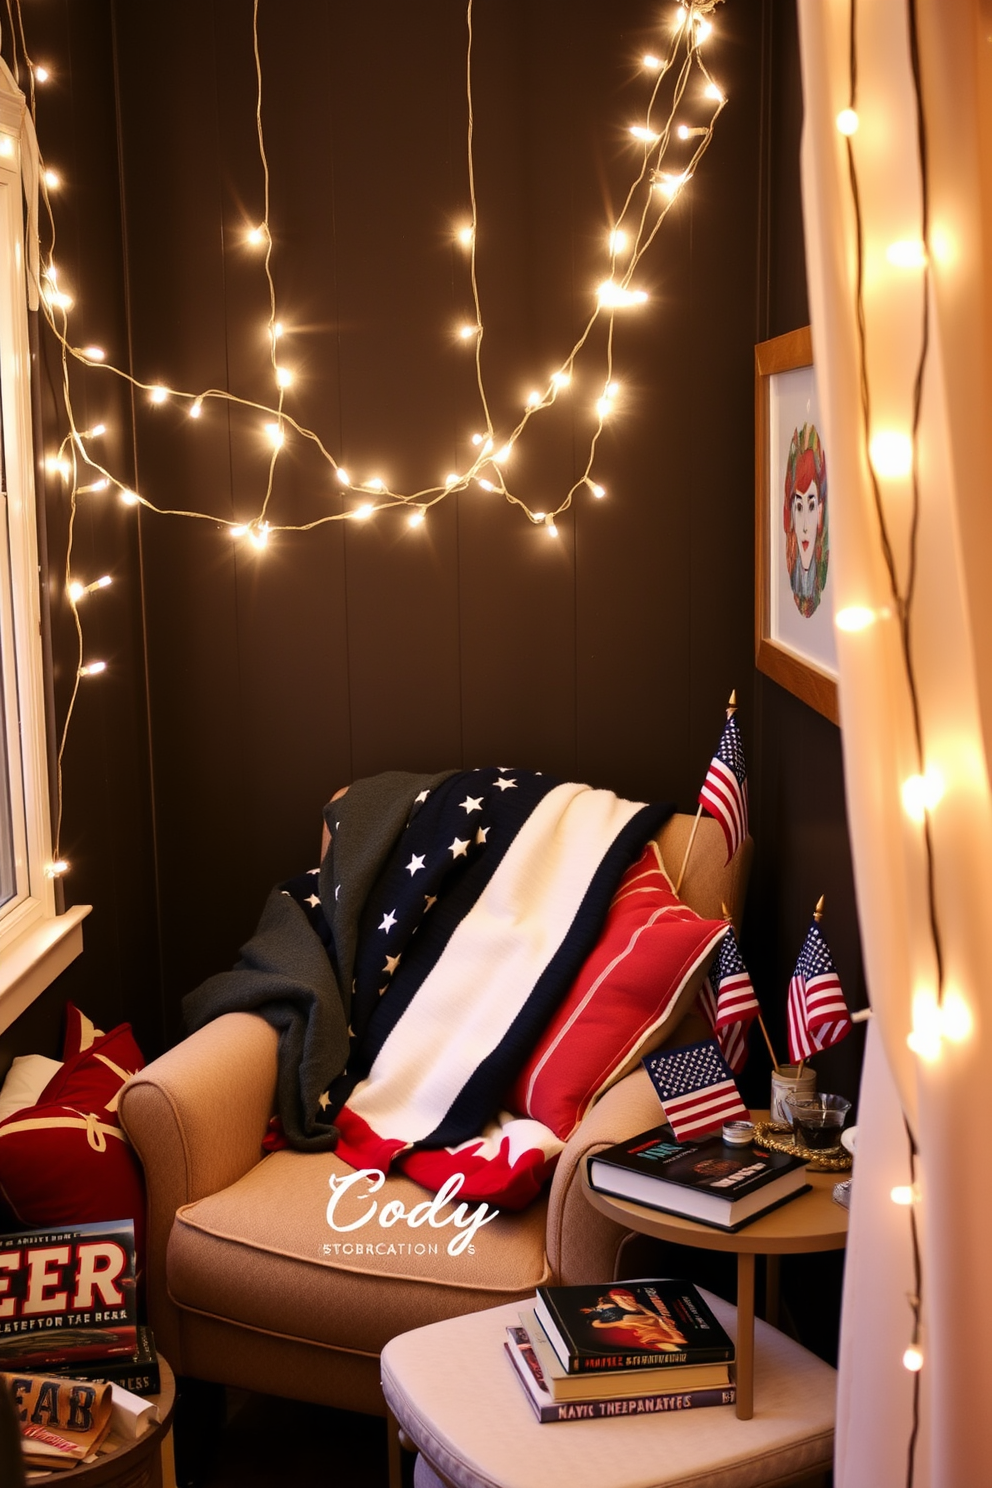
[508,843,727,1140]
[168,1148,550,1360]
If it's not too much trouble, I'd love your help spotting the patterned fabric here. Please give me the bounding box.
[642,1038,749,1141]
[508,841,727,1138]
[786,919,851,1063]
[188,769,455,1151]
[697,925,760,1073]
[281,769,670,1205]
[698,715,749,864]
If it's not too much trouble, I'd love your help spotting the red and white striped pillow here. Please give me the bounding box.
[507,842,727,1140]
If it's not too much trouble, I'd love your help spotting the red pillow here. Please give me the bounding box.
[61,1001,108,1058]
[507,843,727,1140]
[0,1006,146,1259]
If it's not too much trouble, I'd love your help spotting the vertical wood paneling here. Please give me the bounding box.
[112,4,259,1024]
[740,0,865,1119]
[26,0,159,1054]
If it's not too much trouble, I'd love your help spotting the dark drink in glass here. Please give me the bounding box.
[785,1093,850,1152]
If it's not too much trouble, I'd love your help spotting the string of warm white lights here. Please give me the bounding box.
[834,0,940,1469]
[38,1,728,539]
[8,0,729,872]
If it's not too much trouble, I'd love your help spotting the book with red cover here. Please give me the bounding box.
[533,1278,734,1376]
[0,1219,138,1372]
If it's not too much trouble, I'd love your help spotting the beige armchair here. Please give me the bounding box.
[119,813,751,1417]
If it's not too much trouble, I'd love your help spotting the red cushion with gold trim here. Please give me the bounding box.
[0,1007,146,1256]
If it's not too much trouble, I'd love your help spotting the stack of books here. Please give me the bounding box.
[0,1219,161,1396]
[505,1279,736,1423]
[0,1218,163,1472]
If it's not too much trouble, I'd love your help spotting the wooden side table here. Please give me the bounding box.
[31,1357,176,1488]
[582,1128,848,1422]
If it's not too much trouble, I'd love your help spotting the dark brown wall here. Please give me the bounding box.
[0,0,159,1075]
[107,0,772,1046]
[5,0,864,1144]
[744,0,866,1120]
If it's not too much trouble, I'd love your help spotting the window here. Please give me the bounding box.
[0,79,87,1031]
[0,444,27,913]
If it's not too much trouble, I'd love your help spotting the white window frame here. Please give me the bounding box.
[0,83,87,1034]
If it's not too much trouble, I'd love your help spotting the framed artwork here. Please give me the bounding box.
[754,326,839,725]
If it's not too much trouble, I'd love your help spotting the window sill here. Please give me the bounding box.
[0,904,91,1034]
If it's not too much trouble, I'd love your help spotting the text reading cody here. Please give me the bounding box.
[326,1170,499,1257]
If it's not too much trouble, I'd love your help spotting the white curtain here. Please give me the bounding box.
[796,1,992,1483]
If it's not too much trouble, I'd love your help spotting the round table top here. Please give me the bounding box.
[582,1115,850,1256]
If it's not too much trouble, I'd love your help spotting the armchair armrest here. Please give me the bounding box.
[118,1012,278,1363]
[546,1065,665,1285]
[120,1010,279,1201]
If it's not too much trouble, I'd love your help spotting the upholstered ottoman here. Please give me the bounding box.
[380,1290,835,1488]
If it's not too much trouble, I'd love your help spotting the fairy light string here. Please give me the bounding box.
[8,0,728,860]
[463,0,491,443]
[251,0,285,534]
[843,0,944,1024]
[27,0,728,533]
[839,0,950,1471]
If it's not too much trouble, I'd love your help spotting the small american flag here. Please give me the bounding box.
[642,1038,749,1142]
[698,715,748,864]
[787,920,851,1063]
[698,927,760,1074]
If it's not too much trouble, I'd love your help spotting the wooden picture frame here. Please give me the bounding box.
[755,327,839,725]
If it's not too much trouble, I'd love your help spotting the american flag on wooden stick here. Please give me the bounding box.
[698,715,748,864]
[642,1038,749,1142]
[787,919,851,1063]
[698,926,760,1074]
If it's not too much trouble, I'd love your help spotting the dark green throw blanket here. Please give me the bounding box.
[184,770,455,1150]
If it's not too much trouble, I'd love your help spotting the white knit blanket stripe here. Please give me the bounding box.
[343,782,645,1145]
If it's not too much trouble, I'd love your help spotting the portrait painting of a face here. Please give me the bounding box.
[783,423,829,618]
[756,328,839,723]
[767,364,837,682]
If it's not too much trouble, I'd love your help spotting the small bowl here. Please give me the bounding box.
[785,1092,851,1154]
[840,1126,857,1156]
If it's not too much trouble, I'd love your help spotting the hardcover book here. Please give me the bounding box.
[518,1308,731,1399]
[533,1279,734,1376]
[586,1124,809,1231]
[0,1219,138,1373]
[45,1325,160,1397]
[504,1326,736,1423]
